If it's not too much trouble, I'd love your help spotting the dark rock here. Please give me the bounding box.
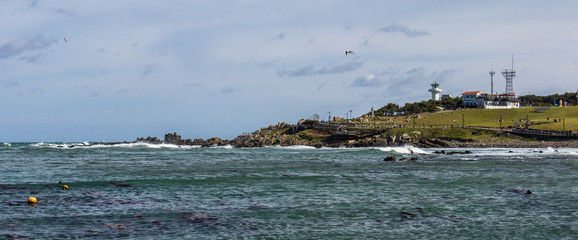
[204,137,225,147]
[435,150,473,155]
[417,138,453,148]
[137,136,162,144]
[387,135,398,145]
[384,156,396,162]
[110,182,132,187]
[400,211,417,219]
[164,132,182,144]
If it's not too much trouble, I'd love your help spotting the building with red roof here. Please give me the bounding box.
[462,91,520,109]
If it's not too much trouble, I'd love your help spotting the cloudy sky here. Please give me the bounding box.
[1,0,577,142]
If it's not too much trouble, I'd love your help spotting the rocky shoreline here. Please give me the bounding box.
[122,131,577,149]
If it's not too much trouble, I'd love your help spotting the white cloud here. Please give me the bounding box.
[277,61,363,77]
[351,74,383,87]
[0,35,56,62]
[376,23,431,37]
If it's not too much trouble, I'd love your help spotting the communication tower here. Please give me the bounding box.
[501,55,516,95]
[489,70,495,95]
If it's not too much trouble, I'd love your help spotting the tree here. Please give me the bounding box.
[520,92,577,106]
[440,97,462,109]
[381,103,400,116]
[370,103,401,117]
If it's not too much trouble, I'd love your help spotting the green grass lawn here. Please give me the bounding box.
[360,106,578,132]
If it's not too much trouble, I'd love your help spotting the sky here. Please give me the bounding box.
[1,0,578,142]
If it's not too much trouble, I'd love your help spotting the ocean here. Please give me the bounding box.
[0,142,576,239]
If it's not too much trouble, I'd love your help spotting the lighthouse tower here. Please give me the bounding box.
[428,82,442,101]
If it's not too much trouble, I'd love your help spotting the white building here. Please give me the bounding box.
[428,82,442,101]
[462,91,520,109]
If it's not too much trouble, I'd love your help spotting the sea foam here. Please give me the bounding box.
[375,145,430,155]
[29,142,202,149]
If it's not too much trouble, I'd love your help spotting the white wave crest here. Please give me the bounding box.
[375,145,430,155]
[211,144,233,149]
[277,145,317,150]
[29,142,202,149]
[429,147,578,156]
[544,147,578,155]
[98,142,202,149]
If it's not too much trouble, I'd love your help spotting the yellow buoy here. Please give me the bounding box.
[62,185,69,190]
[28,197,37,204]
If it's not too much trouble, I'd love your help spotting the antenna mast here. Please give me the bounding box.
[501,55,516,95]
[489,70,495,95]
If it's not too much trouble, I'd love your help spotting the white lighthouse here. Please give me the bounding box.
[428,82,442,101]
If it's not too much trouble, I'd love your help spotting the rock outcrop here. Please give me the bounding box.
[131,124,578,149]
[136,136,162,144]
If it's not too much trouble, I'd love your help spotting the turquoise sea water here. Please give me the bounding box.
[0,142,577,239]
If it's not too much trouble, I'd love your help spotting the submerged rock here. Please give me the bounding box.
[433,150,472,155]
[400,211,417,219]
[384,156,396,162]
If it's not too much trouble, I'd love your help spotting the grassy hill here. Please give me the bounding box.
[353,106,578,132]
[233,106,577,147]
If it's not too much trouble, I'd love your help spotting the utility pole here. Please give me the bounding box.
[327,111,331,123]
[462,112,465,128]
[499,113,502,129]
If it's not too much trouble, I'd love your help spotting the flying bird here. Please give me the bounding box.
[63,37,67,43]
[345,50,355,55]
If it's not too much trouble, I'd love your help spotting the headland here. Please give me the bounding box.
[106,106,577,148]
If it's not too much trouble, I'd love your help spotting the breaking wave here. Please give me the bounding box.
[375,145,430,155]
[28,142,202,149]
